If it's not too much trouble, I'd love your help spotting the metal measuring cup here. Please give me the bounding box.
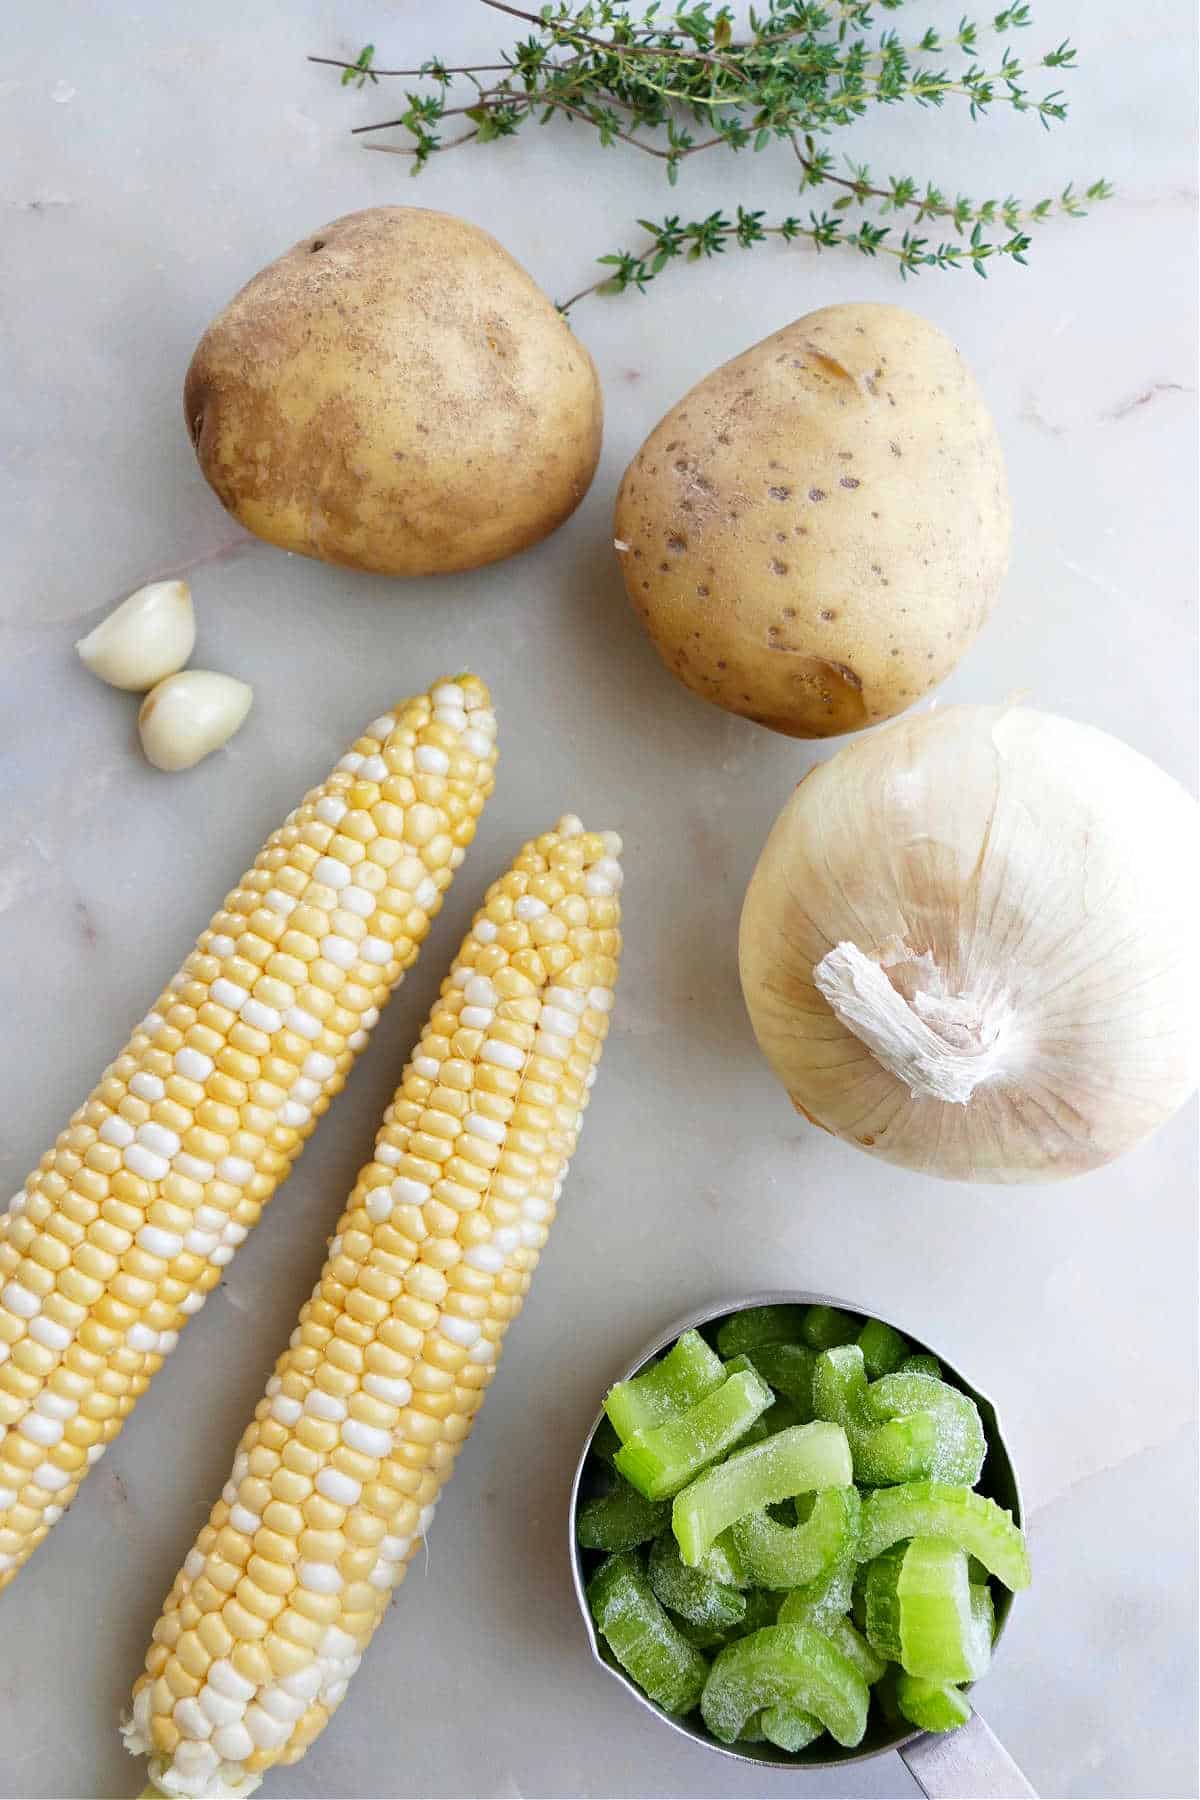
[569,1292,1036,1799]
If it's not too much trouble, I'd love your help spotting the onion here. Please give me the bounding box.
[738,704,1199,1184]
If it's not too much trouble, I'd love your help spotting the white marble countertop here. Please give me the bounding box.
[2,4,1196,1797]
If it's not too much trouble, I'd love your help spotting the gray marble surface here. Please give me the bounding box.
[1,3,1196,1797]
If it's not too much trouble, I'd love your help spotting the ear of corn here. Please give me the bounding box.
[125,816,622,1798]
[0,677,497,1591]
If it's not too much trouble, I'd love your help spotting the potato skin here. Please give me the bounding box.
[184,207,603,577]
[614,303,1009,737]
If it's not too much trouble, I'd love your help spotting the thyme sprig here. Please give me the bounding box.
[313,2,1109,304]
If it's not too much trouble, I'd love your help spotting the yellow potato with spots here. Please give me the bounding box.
[614,303,1009,737]
[184,207,603,576]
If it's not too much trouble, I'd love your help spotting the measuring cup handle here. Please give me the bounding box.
[899,1709,1037,1799]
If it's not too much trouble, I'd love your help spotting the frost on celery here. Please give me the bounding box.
[700,1624,869,1748]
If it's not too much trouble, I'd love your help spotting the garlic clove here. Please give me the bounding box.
[76,580,196,691]
[138,671,253,772]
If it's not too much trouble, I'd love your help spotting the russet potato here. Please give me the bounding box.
[614,303,1009,737]
[185,206,603,577]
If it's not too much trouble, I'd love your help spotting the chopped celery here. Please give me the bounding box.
[762,1395,803,1435]
[863,1537,991,1683]
[700,1624,870,1748]
[738,1587,784,1636]
[716,1305,807,1357]
[590,1416,623,1465]
[761,1704,824,1752]
[778,1543,858,1632]
[696,1528,750,1589]
[605,1329,726,1443]
[731,1486,860,1591]
[672,1421,853,1566]
[857,1318,910,1378]
[801,1305,861,1351]
[813,1346,985,1486]
[617,1369,773,1501]
[896,1672,973,1732]
[872,1664,905,1728]
[576,1474,670,1552]
[860,1542,906,1662]
[867,1371,985,1485]
[825,1616,888,1686]
[749,1343,816,1416]
[578,1311,1024,1751]
[813,1345,938,1484]
[649,1533,747,1631]
[672,1584,779,1651]
[858,1481,1030,1591]
[587,1551,709,1715]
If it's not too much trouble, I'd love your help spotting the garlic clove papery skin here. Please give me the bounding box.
[138,670,253,772]
[76,580,195,691]
[739,704,1200,1185]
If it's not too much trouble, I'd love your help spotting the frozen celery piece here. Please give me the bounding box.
[590,1416,623,1465]
[739,1587,784,1636]
[813,1346,985,1486]
[861,1542,906,1661]
[731,1486,860,1591]
[872,1664,905,1728]
[700,1624,869,1747]
[617,1369,773,1501]
[672,1584,777,1651]
[649,1532,747,1631]
[863,1537,991,1682]
[867,1370,985,1485]
[587,1551,709,1714]
[605,1329,726,1443]
[696,1528,750,1589]
[717,1305,807,1357]
[813,1346,938,1484]
[672,1421,853,1566]
[723,1354,778,1449]
[761,1705,823,1752]
[896,1672,973,1732]
[778,1546,858,1631]
[762,1395,803,1435]
[576,1474,670,1552]
[899,1353,942,1379]
[750,1343,816,1416]
[825,1617,887,1685]
[857,1318,910,1377]
[737,1713,767,1742]
[801,1305,861,1350]
[858,1482,1031,1591]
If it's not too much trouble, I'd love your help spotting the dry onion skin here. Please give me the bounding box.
[739,704,1200,1183]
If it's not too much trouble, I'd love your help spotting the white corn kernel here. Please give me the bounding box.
[207,1660,257,1704]
[2,1281,40,1319]
[297,1561,344,1595]
[315,1468,361,1507]
[340,1418,391,1458]
[362,1373,411,1407]
[313,857,350,890]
